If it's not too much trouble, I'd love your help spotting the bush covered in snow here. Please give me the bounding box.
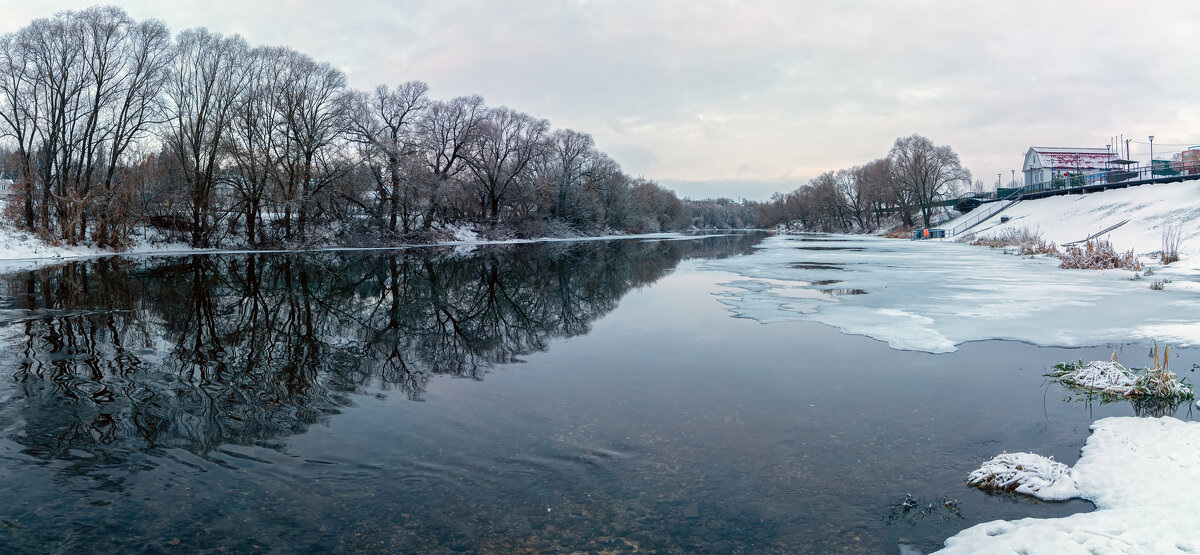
[1048,345,1192,401]
[966,452,1076,499]
[1058,237,1141,271]
[970,226,1058,255]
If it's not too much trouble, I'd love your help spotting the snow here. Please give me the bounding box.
[965,452,1077,500]
[0,224,199,274]
[0,218,693,274]
[1049,360,1140,396]
[938,416,1200,554]
[948,180,1200,274]
[703,234,1200,353]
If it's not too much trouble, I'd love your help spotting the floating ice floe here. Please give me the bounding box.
[938,416,1200,553]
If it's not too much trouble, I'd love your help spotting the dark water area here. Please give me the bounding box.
[0,232,1192,553]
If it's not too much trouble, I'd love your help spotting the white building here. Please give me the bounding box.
[1022,147,1117,187]
[0,179,14,198]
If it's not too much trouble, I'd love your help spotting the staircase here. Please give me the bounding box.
[948,190,1023,237]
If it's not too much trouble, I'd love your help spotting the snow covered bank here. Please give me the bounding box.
[939,416,1200,553]
[703,234,1200,353]
[0,225,198,274]
[948,180,1200,277]
[0,221,699,275]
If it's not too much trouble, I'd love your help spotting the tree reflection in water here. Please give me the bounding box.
[0,234,761,461]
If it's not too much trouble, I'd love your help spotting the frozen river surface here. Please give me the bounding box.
[708,234,1200,353]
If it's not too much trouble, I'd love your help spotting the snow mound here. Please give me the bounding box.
[965,452,1077,500]
[939,416,1200,553]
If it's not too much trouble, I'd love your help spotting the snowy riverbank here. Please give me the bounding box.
[938,416,1200,553]
[0,222,694,274]
[945,179,1200,276]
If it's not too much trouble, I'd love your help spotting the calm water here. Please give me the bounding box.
[0,234,1193,553]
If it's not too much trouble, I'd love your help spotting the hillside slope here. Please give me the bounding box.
[945,180,1200,273]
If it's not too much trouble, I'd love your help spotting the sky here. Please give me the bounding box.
[2,0,1199,201]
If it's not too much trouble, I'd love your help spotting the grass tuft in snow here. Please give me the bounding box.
[1150,278,1171,290]
[1161,225,1182,265]
[970,226,1058,255]
[1059,237,1141,271]
[966,452,1074,498]
[1048,343,1193,401]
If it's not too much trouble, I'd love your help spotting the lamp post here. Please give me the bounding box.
[1149,135,1155,179]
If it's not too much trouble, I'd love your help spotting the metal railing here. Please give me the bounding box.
[947,188,1024,236]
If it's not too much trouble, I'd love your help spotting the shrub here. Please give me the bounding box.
[1161,225,1182,264]
[1059,238,1141,271]
[971,227,1058,255]
[1047,344,1192,401]
[966,452,1072,497]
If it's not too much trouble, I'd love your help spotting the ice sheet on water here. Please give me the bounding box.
[702,234,1200,353]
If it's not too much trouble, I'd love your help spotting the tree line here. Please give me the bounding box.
[759,133,973,232]
[0,6,719,249]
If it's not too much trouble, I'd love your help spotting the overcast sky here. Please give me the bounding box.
[2,1,1199,200]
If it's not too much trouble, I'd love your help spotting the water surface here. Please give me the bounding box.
[0,233,1191,553]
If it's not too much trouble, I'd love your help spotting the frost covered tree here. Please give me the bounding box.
[344,81,429,234]
[415,94,485,228]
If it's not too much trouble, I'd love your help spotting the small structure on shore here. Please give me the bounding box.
[1022,147,1116,188]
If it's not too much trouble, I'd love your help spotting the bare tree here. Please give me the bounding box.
[226,46,286,246]
[164,28,248,247]
[416,94,484,227]
[0,32,40,228]
[344,80,428,234]
[464,107,548,224]
[889,134,971,228]
[547,128,596,227]
[268,48,347,241]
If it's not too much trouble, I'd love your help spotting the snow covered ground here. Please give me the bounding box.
[938,416,1200,553]
[946,179,1200,274]
[0,225,199,274]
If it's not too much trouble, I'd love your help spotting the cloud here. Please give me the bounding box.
[3,0,1200,199]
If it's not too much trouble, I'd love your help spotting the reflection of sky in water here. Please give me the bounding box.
[0,235,1193,553]
[705,234,1200,353]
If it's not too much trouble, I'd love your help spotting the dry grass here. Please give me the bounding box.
[1048,344,1193,401]
[1161,225,1182,265]
[971,227,1058,255]
[1059,238,1142,271]
[966,452,1071,496]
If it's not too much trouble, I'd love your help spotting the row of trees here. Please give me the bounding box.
[0,6,696,249]
[760,134,973,232]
